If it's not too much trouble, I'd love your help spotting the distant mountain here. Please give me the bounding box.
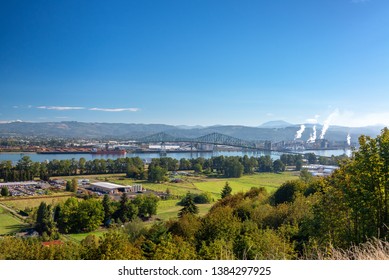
[0,121,384,142]
[259,120,294,128]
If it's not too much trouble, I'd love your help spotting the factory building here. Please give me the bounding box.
[89,182,143,194]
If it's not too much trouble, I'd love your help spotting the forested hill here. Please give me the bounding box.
[0,121,383,142]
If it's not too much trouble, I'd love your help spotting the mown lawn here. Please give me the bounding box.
[156,199,213,221]
[0,206,28,235]
[110,178,203,197]
[194,172,299,199]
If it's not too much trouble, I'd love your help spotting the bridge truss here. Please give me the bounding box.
[137,132,258,149]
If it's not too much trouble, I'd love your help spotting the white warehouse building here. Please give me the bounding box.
[89,182,143,194]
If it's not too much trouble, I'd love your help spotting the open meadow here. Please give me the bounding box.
[0,206,28,235]
[156,199,212,221]
[193,172,299,199]
[103,171,299,199]
[1,194,74,212]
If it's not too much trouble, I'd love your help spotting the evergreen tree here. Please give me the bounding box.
[36,202,58,238]
[178,193,199,218]
[102,194,113,226]
[1,187,9,197]
[65,180,72,192]
[116,193,138,223]
[221,182,232,199]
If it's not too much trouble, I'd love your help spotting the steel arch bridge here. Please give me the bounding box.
[136,132,258,149]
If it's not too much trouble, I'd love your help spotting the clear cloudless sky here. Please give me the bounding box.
[1,0,389,127]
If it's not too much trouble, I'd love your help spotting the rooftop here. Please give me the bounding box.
[90,182,129,189]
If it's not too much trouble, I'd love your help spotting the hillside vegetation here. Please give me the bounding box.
[1,129,389,259]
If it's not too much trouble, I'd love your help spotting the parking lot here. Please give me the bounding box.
[0,181,51,197]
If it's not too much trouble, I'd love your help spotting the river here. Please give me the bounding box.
[0,149,352,163]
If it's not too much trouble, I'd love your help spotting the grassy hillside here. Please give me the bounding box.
[2,195,74,212]
[0,206,28,235]
[194,172,298,199]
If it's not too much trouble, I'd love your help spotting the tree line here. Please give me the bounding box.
[0,152,347,186]
[35,193,160,240]
[0,157,145,182]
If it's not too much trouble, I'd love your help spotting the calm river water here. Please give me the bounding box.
[0,149,352,163]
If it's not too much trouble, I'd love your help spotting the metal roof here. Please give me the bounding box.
[91,182,130,189]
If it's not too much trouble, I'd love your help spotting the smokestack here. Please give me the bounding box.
[295,125,306,140]
[347,133,351,146]
[320,110,339,139]
[307,125,317,143]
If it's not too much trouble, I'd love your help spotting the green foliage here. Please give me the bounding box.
[102,194,113,226]
[148,165,167,183]
[273,180,306,205]
[113,193,159,223]
[70,178,78,192]
[305,153,317,164]
[240,155,258,174]
[198,206,241,244]
[65,181,71,192]
[153,234,197,260]
[0,237,81,260]
[258,155,273,172]
[1,186,9,197]
[220,181,232,199]
[193,163,203,173]
[198,239,235,260]
[168,213,202,242]
[223,157,244,178]
[299,169,313,183]
[300,128,389,249]
[35,202,58,239]
[115,193,138,223]
[234,221,296,260]
[280,154,303,166]
[193,192,213,204]
[177,192,212,205]
[97,230,143,260]
[57,197,104,234]
[77,199,104,232]
[295,159,303,171]
[273,159,285,173]
[133,194,159,218]
[123,218,147,242]
[178,193,199,218]
[126,158,145,179]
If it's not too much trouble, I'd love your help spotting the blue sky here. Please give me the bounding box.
[1,0,389,127]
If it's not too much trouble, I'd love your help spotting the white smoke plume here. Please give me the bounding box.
[347,133,351,146]
[307,125,317,143]
[320,110,339,139]
[295,125,306,140]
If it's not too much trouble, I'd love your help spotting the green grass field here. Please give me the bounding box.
[109,177,203,197]
[194,172,299,199]
[156,199,213,221]
[0,206,28,235]
[67,228,107,242]
[2,195,74,212]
